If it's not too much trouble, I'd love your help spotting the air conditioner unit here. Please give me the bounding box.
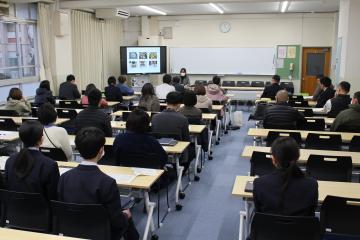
[95,8,130,19]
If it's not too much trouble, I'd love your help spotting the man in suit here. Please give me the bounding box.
[263,90,305,130]
[261,75,283,99]
[59,74,81,100]
[323,81,351,118]
[315,77,335,108]
[75,88,112,137]
[58,127,139,240]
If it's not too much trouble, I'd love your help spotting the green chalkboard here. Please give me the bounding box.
[275,45,301,80]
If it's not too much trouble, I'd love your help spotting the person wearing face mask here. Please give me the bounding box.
[180,68,190,86]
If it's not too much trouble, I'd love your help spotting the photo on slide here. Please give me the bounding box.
[139,61,146,68]
[139,52,148,59]
[129,61,137,68]
[149,61,158,68]
[129,52,137,59]
[149,52,158,59]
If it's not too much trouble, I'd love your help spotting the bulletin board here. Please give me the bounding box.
[275,45,301,80]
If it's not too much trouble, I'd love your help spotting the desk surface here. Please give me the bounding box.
[255,99,317,107]
[212,105,224,111]
[123,95,137,101]
[232,175,360,203]
[0,227,83,240]
[0,131,19,142]
[0,116,69,126]
[112,110,217,121]
[247,128,360,143]
[242,145,360,167]
[222,86,264,91]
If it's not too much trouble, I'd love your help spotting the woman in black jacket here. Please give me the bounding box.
[34,80,55,105]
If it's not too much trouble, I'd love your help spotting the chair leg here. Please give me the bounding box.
[239,211,246,240]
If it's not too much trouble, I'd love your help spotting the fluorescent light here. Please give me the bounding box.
[209,3,224,14]
[139,5,167,15]
[281,1,289,13]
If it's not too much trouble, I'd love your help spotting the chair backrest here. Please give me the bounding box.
[305,133,342,151]
[187,117,202,125]
[289,95,304,101]
[236,81,250,87]
[265,81,271,86]
[150,131,181,141]
[320,196,360,237]
[250,151,276,177]
[0,189,50,232]
[250,103,270,121]
[266,131,302,147]
[222,80,235,87]
[58,100,83,109]
[212,100,225,105]
[31,107,38,117]
[117,151,165,170]
[306,154,352,182]
[251,81,265,87]
[199,108,211,113]
[51,201,111,240]
[195,80,208,86]
[300,118,325,131]
[56,109,78,119]
[40,147,68,162]
[289,100,309,107]
[122,111,130,121]
[297,108,314,117]
[349,136,360,152]
[0,109,19,117]
[0,118,18,131]
[250,212,321,240]
[281,82,295,94]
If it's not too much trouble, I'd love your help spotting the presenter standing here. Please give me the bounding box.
[180,68,190,86]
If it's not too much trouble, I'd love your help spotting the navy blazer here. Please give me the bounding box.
[58,165,129,240]
[5,150,60,200]
[253,170,318,216]
[105,85,123,102]
[261,84,283,100]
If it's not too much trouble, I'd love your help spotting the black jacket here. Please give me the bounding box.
[263,103,305,130]
[34,88,55,105]
[316,88,335,108]
[105,85,123,102]
[253,170,318,216]
[174,83,185,94]
[5,150,59,201]
[75,106,112,137]
[261,83,283,99]
[328,94,351,118]
[59,82,81,100]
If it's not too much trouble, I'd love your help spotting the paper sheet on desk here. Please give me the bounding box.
[0,156,8,171]
[304,96,313,100]
[0,131,13,136]
[106,173,136,184]
[132,168,157,176]
[59,167,72,175]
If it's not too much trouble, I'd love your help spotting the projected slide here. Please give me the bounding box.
[127,47,161,74]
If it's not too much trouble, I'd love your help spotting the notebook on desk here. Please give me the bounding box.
[158,138,178,146]
[245,181,254,193]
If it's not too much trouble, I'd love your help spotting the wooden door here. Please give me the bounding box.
[301,47,331,94]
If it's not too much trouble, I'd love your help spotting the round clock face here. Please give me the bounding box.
[219,22,231,33]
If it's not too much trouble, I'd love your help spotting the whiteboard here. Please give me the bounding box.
[170,47,276,75]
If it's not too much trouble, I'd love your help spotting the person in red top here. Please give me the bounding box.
[81,84,108,107]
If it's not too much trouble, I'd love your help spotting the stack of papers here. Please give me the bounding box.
[132,168,157,176]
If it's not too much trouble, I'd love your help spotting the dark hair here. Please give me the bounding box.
[39,80,51,91]
[338,81,351,93]
[272,75,280,82]
[163,74,172,84]
[320,77,332,88]
[108,76,116,86]
[166,91,183,105]
[66,74,75,82]
[141,83,155,97]
[7,88,23,101]
[118,75,127,84]
[180,68,187,74]
[75,127,105,159]
[38,103,57,125]
[353,91,360,101]
[85,84,96,96]
[194,84,206,95]
[88,88,102,106]
[14,121,44,179]
[212,76,221,85]
[172,76,181,84]
[271,137,304,210]
[183,90,197,107]
[316,74,324,80]
[126,108,150,134]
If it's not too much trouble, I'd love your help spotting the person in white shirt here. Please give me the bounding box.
[37,103,73,161]
[156,74,175,100]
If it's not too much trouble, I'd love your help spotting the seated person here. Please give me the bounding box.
[117,76,134,96]
[179,90,202,119]
[263,90,305,130]
[206,76,229,103]
[75,88,112,137]
[312,74,324,101]
[59,74,81,100]
[253,137,318,216]
[138,83,160,112]
[180,68,190,86]
[38,103,73,161]
[322,81,351,118]
[105,76,123,102]
[315,77,335,108]
[194,84,212,111]
[5,120,60,200]
[331,91,360,132]
[156,74,176,100]
[34,80,55,105]
[81,84,108,107]
[113,108,168,168]
[172,76,185,94]
[5,87,31,116]
[261,75,283,99]
[58,127,139,240]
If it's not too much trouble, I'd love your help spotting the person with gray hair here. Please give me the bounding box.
[331,91,360,132]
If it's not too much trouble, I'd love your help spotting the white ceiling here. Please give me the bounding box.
[59,0,339,16]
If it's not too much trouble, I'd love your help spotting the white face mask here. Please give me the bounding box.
[180,72,186,77]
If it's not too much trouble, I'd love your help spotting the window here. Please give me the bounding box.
[0,3,38,82]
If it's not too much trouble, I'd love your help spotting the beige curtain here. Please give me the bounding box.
[37,3,58,93]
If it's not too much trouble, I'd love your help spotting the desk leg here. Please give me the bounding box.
[215,118,221,145]
[175,155,184,211]
[193,137,201,181]
[143,192,156,240]
[207,129,213,160]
